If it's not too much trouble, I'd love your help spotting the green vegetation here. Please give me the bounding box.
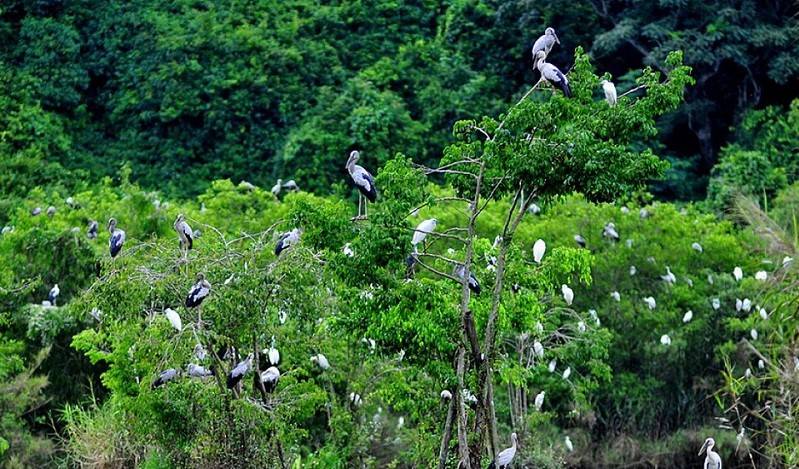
[1,1,798,468]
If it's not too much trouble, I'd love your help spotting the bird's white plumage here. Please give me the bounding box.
[565,435,574,452]
[531,27,559,67]
[755,270,767,281]
[661,334,671,345]
[311,353,330,370]
[412,218,437,246]
[601,79,617,106]
[603,222,620,240]
[561,284,574,305]
[692,242,703,253]
[494,433,518,468]
[165,308,182,331]
[683,310,693,323]
[548,359,557,372]
[533,239,546,263]
[733,266,743,281]
[661,267,676,285]
[271,179,282,196]
[533,341,544,358]
[644,297,656,310]
[699,437,722,469]
[611,291,621,302]
[260,366,280,384]
[562,367,571,379]
[534,391,545,411]
[440,389,452,400]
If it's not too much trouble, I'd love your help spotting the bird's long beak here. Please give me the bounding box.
[698,441,709,456]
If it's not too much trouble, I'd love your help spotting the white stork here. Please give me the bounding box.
[107,218,126,258]
[275,228,301,257]
[535,51,571,97]
[488,432,518,469]
[698,437,722,469]
[346,150,378,219]
[185,273,211,308]
[531,27,559,68]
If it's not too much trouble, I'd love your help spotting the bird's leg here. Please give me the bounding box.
[364,198,368,219]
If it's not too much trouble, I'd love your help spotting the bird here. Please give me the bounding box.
[87,220,98,239]
[187,363,214,378]
[783,256,793,267]
[758,359,765,369]
[173,214,194,253]
[107,218,126,258]
[533,341,544,358]
[639,208,650,219]
[759,307,768,320]
[548,359,557,372]
[488,432,518,469]
[194,344,207,361]
[661,334,671,345]
[90,307,102,322]
[735,299,743,311]
[411,218,437,252]
[528,203,541,215]
[755,271,767,281]
[534,391,545,411]
[282,180,299,192]
[533,239,546,263]
[274,228,301,256]
[577,321,586,333]
[461,389,478,409]
[644,297,656,310]
[603,222,620,241]
[692,242,703,253]
[589,309,600,325]
[311,353,330,370]
[733,266,743,281]
[742,298,752,312]
[342,243,355,257]
[750,329,758,340]
[574,234,586,248]
[271,179,282,197]
[185,273,211,308]
[611,291,621,302]
[535,51,571,97]
[46,206,56,217]
[1,226,12,235]
[440,390,452,401]
[349,392,363,407]
[66,196,77,208]
[531,27,559,68]
[712,298,720,310]
[258,366,280,393]
[600,79,617,106]
[31,207,42,216]
[152,368,179,388]
[562,367,571,379]
[346,150,378,219]
[267,344,280,366]
[226,353,254,389]
[629,265,637,276]
[164,308,182,331]
[661,267,676,285]
[48,284,60,306]
[453,264,481,295]
[561,284,574,305]
[683,310,693,323]
[565,436,574,452]
[698,437,722,469]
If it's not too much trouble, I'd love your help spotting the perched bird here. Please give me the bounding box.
[527,203,541,215]
[600,79,617,106]
[589,309,600,325]
[755,271,767,281]
[66,196,77,208]
[698,437,722,469]
[750,329,758,340]
[405,252,418,279]
[453,263,481,295]
[611,291,621,302]
[603,222,620,241]
[194,344,207,361]
[342,243,355,257]
[267,344,280,366]
[783,256,793,267]
[258,366,281,393]
[561,284,574,306]
[187,363,214,378]
[227,354,254,389]
[535,51,571,97]
[577,321,586,333]
[90,307,103,322]
[621,206,630,214]
[1,226,12,235]
[629,265,637,276]
[692,242,703,253]
[271,179,282,197]
[31,207,42,216]
[574,234,586,248]
[46,206,56,217]
[733,266,743,281]
[107,218,126,258]
[661,267,676,285]
[639,208,650,219]
[735,299,743,311]
[185,273,211,308]
[164,308,182,332]
[565,436,574,452]
[533,341,544,358]
[152,368,179,389]
[311,353,330,370]
[48,284,60,306]
[683,310,693,323]
[533,239,546,263]
[534,391,547,412]
[742,298,752,312]
[548,359,557,373]
[562,367,571,379]
[712,298,720,310]
[274,228,301,256]
[488,432,518,469]
[411,218,438,251]
[87,220,98,240]
[758,359,765,370]
[660,334,671,345]
[282,180,300,192]
[759,307,768,320]
[531,27,559,68]
[440,390,453,401]
[644,297,656,310]
[346,150,378,219]
[173,214,194,252]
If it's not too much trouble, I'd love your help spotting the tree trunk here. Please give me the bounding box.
[455,347,471,469]
[438,398,456,469]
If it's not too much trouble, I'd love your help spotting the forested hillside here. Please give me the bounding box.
[2,1,799,468]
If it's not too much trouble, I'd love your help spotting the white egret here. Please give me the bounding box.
[661,266,676,285]
[660,334,671,345]
[271,179,282,197]
[164,308,182,331]
[533,239,546,263]
[750,329,758,340]
[48,284,60,306]
[755,270,767,281]
[561,284,574,306]
[759,307,768,320]
[600,79,617,106]
[411,218,437,251]
[311,353,330,370]
[562,367,571,379]
[692,242,703,253]
[565,435,574,452]
[683,310,693,323]
[533,341,544,358]
[603,222,620,241]
[611,291,621,302]
[629,265,637,276]
[742,298,751,312]
[712,298,720,310]
[644,297,656,310]
[733,266,743,281]
[548,359,557,373]
[534,391,545,411]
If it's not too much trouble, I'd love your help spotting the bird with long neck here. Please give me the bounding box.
[699,437,722,469]
[531,27,560,68]
[535,50,571,97]
[346,150,377,220]
[107,218,126,264]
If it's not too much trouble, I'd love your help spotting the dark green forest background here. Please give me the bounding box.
[2,1,799,468]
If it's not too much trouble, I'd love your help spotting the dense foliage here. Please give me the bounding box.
[2,1,799,468]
